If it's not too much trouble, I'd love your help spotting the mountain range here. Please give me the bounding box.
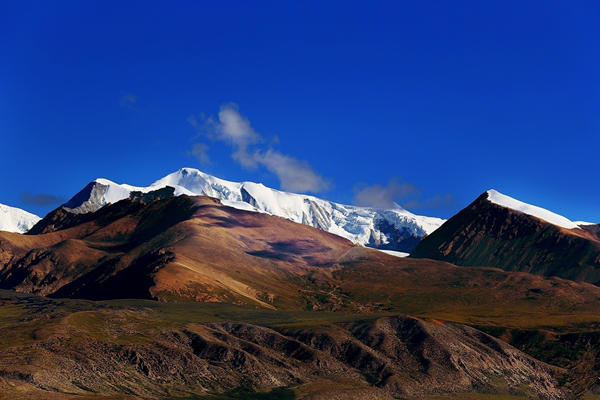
[62,168,446,252]
[1,168,445,253]
[1,169,600,399]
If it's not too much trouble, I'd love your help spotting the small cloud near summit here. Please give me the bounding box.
[21,192,64,206]
[119,93,137,109]
[353,179,417,209]
[189,143,210,165]
[354,178,455,211]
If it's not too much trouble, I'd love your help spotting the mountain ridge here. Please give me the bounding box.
[58,167,445,252]
[411,190,600,283]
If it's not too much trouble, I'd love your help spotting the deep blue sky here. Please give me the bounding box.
[2,1,598,221]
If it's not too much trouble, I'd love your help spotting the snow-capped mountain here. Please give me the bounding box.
[0,203,41,233]
[62,167,446,252]
[411,189,600,283]
[485,189,580,230]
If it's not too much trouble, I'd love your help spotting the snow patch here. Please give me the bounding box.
[377,249,410,258]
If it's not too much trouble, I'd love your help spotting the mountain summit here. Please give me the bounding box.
[485,189,581,229]
[60,167,445,252]
[411,189,600,283]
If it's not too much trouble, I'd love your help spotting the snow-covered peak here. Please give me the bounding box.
[0,203,41,233]
[61,167,446,252]
[485,189,579,230]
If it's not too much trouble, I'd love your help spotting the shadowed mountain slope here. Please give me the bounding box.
[411,191,600,284]
[0,194,353,308]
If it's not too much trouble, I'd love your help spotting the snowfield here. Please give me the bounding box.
[0,203,41,233]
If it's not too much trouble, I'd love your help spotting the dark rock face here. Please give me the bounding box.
[369,218,422,253]
[411,193,600,283]
[129,186,175,202]
[0,316,566,399]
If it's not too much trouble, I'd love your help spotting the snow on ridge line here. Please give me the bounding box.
[574,221,598,226]
[485,189,579,230]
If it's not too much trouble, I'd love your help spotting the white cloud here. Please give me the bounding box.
[190,103,330,193]
[189,143,210,164]
[217,104,259,145]
[255,150,330,193]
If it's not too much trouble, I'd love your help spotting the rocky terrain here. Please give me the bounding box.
[0,291,568,400]
[2,192,600,326]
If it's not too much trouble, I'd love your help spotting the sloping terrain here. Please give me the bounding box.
[0,194,353,309]
[2,193,600,329]
[411,191,600,284]
[0,291,568,400]
[2,194,600,398]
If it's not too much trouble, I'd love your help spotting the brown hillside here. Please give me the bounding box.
[1,195,600,329]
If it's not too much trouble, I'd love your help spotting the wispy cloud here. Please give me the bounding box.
[403,193,456,211]
[255,149,330,193]
[119,93,137,109]
[354,178,455,211]
[21,192,64,206]
[189,143,210,164]
[189,104,330,193]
